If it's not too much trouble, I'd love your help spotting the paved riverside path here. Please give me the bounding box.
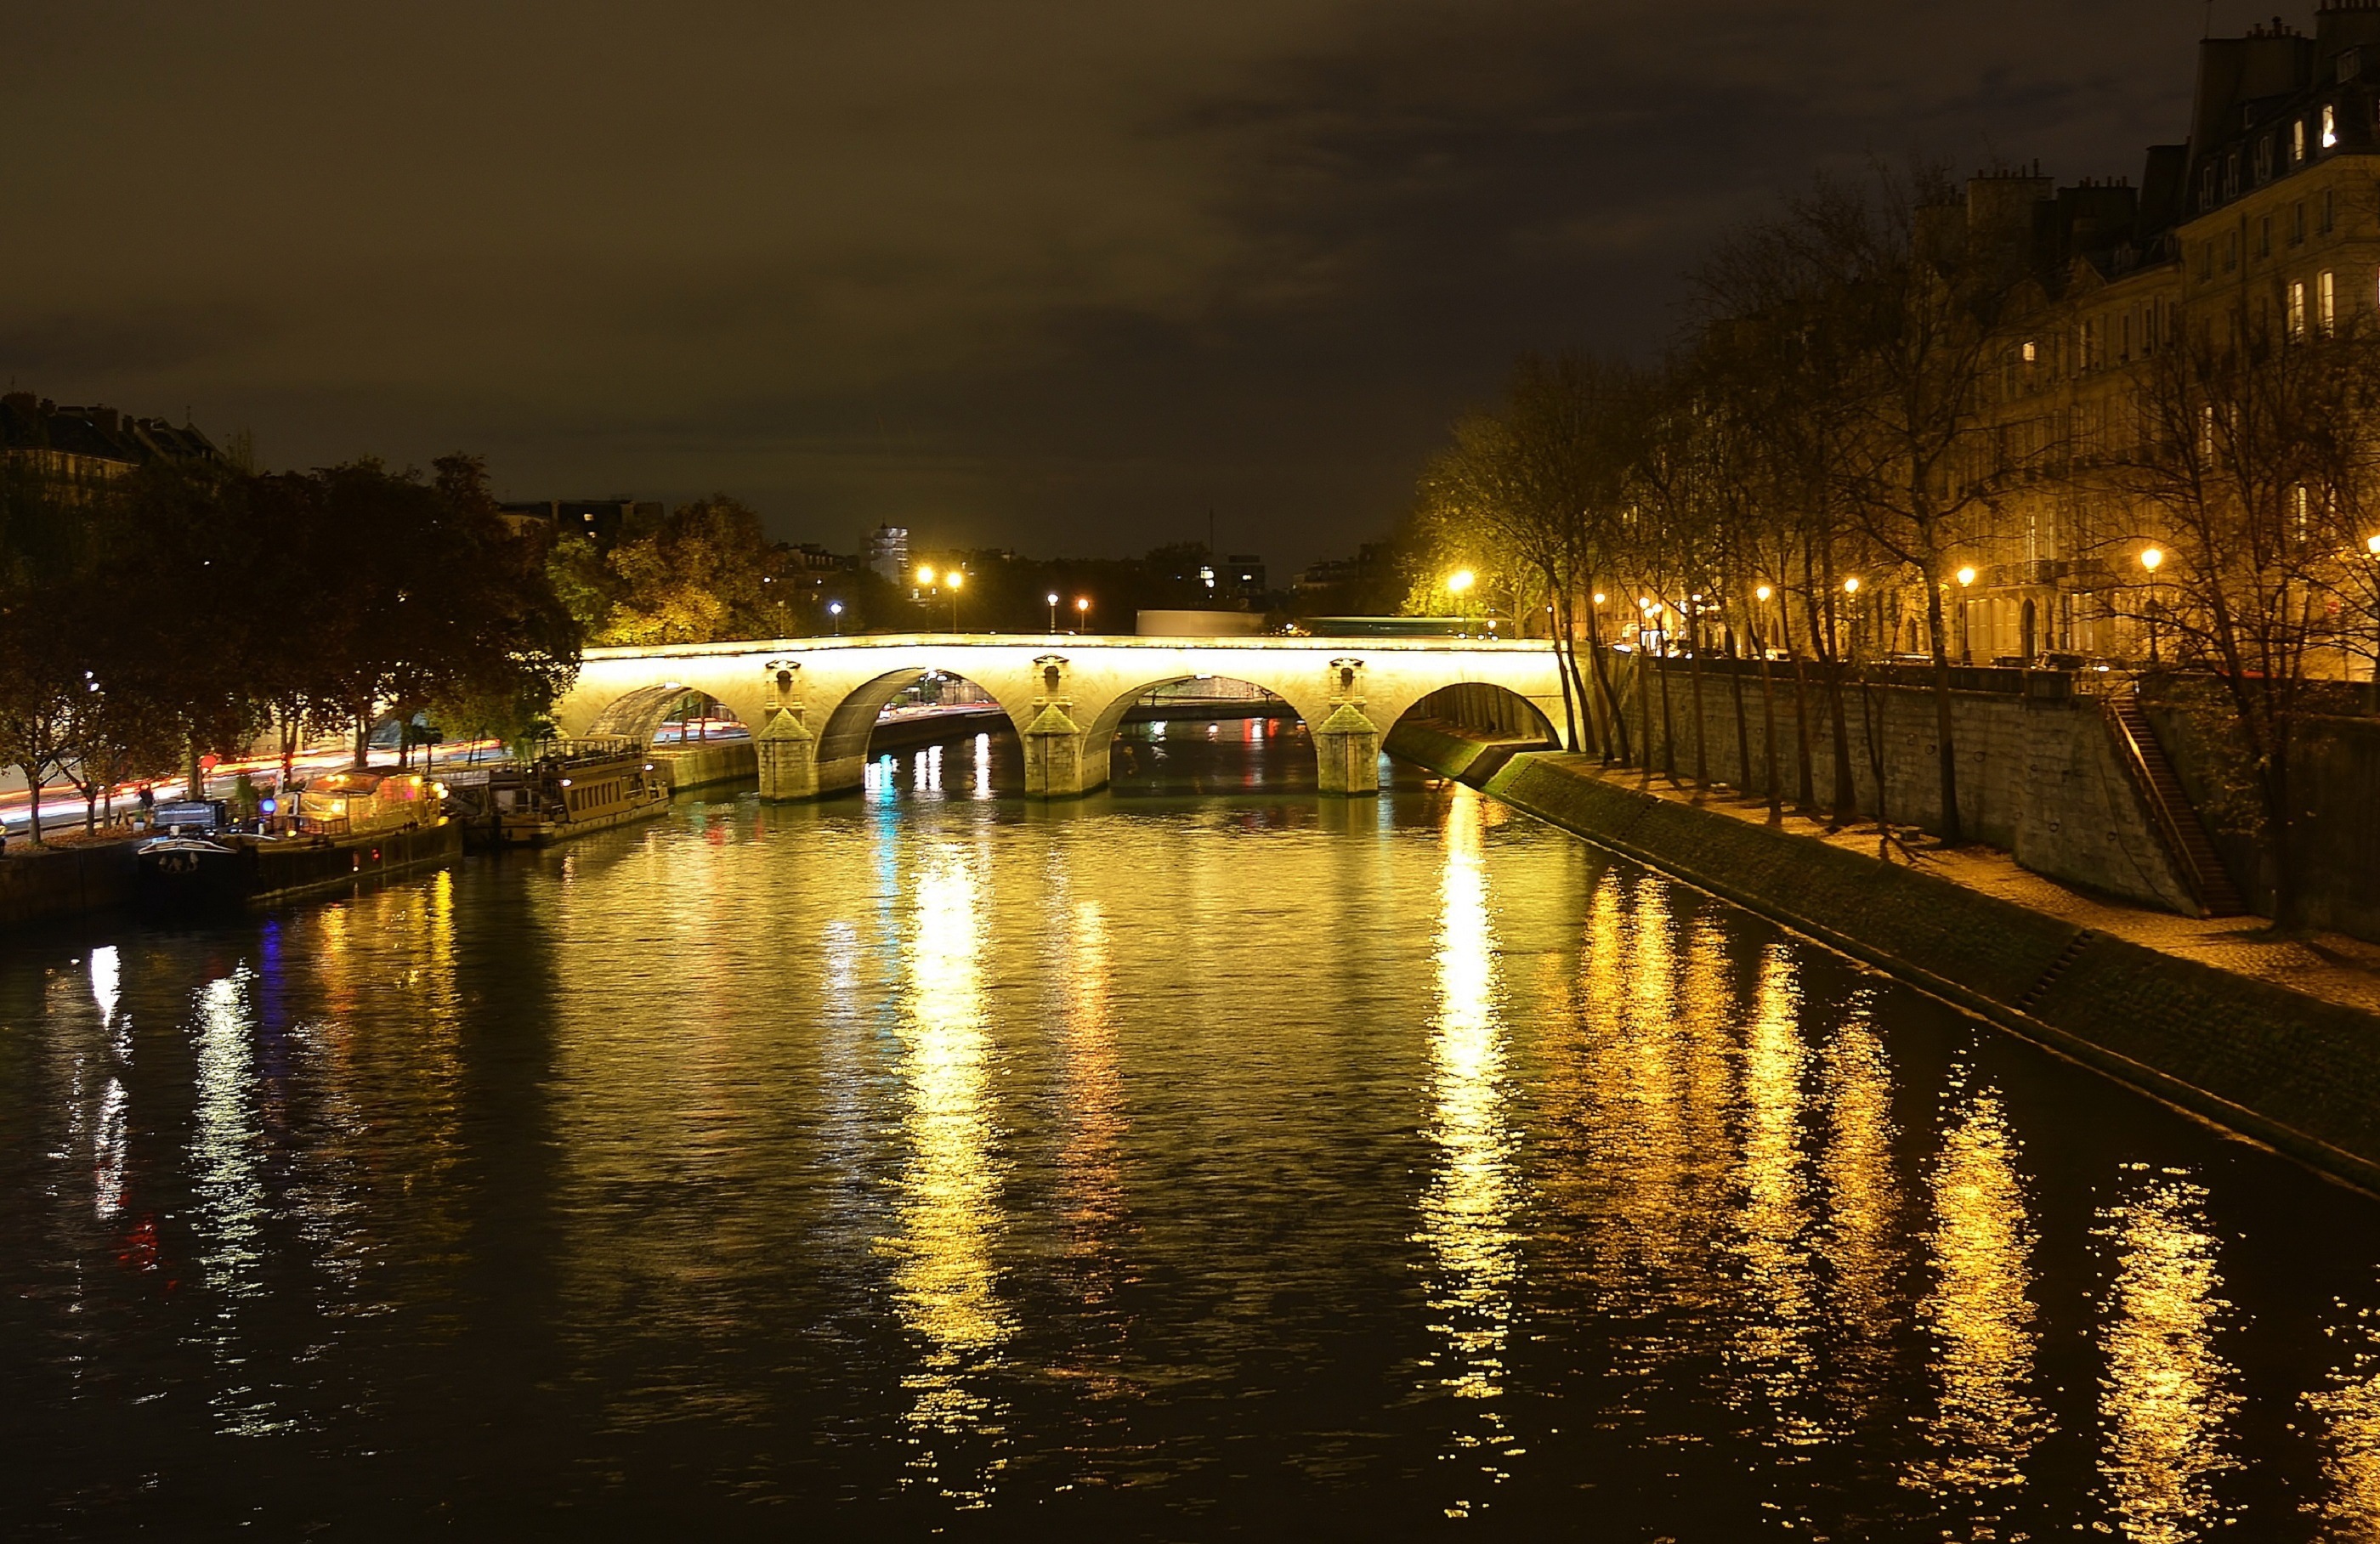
[1577,761,2380,1020]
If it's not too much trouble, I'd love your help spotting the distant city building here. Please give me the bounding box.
[1295,542,1392,595]
[496,498,661,550]
[1224,554,1266,602]
[866,524,910,580]
[0,393,220,500]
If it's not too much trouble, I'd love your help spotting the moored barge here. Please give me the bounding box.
[138,770,461,908]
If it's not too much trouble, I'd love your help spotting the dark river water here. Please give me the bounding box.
[7,721,2380,1541]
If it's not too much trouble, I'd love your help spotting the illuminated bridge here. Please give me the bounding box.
[553,633,1569,799]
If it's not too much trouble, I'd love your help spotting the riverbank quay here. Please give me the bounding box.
[1391,720,2380,1191]
[0,837,139,929]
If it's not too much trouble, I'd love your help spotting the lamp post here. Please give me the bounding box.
[1956,566,1976,664]
[1754,584,1773,657]
[2140,546,2164,665]
[1841,575,1861,662]
[1075,596,1091,634]
[1046,591,1060,633]
[947,569,964,631]
[828,600,842,636]
[1448,569,1475,636]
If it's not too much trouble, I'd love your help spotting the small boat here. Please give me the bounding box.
[138,769,461,908]
[452,739,672,848]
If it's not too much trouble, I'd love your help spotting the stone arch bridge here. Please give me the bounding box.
[554,633,1567,799]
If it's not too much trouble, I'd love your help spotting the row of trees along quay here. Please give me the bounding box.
[0,454,579,844]
[1406,162,2380,929]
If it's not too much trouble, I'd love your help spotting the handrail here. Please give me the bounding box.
[2101,693,2222,913]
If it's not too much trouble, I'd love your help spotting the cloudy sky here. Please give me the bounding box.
[0,2,2267,572]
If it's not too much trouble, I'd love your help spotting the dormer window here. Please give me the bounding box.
[2324,104,2339,148]
[2225,152,2241,198]
[2296,118,2309,163]
[2258,136,2275,182]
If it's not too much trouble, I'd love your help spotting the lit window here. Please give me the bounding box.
[2296,118,2309,162]
[2325,105,2339,148]
[2290,280,2308,337]
[2021,340,2037,364]
[2320,269,2337,332]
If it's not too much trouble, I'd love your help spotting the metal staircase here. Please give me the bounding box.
[2104,692,2249,918]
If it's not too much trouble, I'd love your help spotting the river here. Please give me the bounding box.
[4,721,2379,1539]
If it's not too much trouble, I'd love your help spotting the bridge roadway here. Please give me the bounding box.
[555,632,1568,799]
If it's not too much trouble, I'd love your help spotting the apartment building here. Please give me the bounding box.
[1946,3,2380,665]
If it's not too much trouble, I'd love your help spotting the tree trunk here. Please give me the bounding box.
[1728,621,1754,793]
[1585,606,1629,764]
[1637,648,1655,778]
[1686,622,1710,789]
[1924,572,1964,844]
[22,761,42,847]
[1657,653,1680,784]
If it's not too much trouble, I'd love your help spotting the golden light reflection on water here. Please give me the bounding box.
[2306,1292,2380,1537]
[1816,1008,1905,1421]
[1729,946,1822,1455]
[2097,1168,2240,1541]
[1907,1077,2046,1510]
[1415,786,1521,1518]
[1059,899,1128,1301]
[881,846,1011,1502]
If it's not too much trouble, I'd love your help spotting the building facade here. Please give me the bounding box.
[1899,4,2380,671]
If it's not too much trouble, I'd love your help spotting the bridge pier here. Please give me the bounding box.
[1023,653,1101,798]
[1314,657,1381,796]
[756,666,819,800]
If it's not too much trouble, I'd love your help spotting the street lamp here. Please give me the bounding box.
[1448,569,1475,635]
[946,569,964,631]
[828,600,843,636]
[2140,546,2164,665]
[1075,596,1091,633]
[1956,566,1977,664]
[1046,591,1060,633]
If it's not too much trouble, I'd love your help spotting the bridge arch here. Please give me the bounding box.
[1389,682,1560,745]
[584,683,751,745]
[813,665,1031,794]
[1083,671,1329,789]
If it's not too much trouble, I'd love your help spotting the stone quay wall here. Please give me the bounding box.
[1389,730,2380,1192]
[0,840,139,930]
[2142,680,2380,940]
[1590,653,2194,913]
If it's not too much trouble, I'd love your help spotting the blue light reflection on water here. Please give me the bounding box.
[2,727,2378,1537]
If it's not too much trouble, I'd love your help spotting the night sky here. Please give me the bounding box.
[1,3,2268,572]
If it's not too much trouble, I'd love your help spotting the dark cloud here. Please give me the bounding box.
[0,0,2257,569]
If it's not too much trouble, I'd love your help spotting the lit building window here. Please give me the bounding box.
[2296,118,2309,162]
[2324,105,2338,148]
[2290,280,2309,337]
[2320,269,2337,332]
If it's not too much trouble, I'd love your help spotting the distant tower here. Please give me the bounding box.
[866,525,910,581]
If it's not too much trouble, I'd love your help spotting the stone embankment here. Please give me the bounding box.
[1388,717,2380,1191]
[0,840,139,930]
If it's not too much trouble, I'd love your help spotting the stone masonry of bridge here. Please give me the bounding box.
[552,633,1568,800]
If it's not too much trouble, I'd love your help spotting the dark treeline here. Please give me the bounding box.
[0,454,578,842]
[1408,162,2380,925]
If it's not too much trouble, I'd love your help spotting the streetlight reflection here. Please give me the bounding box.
[1417,785,1520,1518]
[882,847,1010,1502]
